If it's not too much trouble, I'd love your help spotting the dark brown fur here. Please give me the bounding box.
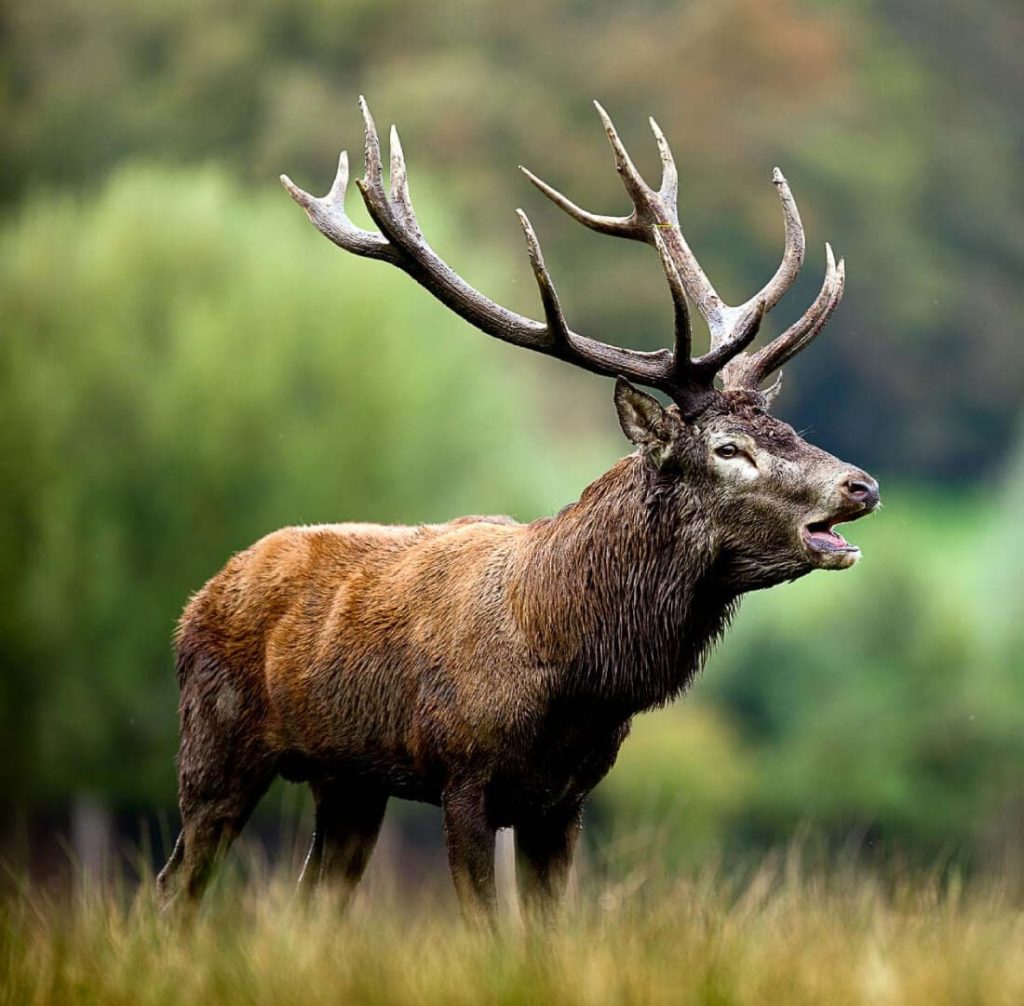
[157,387,878,920]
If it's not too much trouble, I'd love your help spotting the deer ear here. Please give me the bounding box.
[614,378,671,449]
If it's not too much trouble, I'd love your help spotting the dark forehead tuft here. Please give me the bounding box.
[700,391,802,452]
[698,389,769,425]
[746,414,801,451]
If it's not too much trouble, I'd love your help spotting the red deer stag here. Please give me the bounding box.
[157,99,879,921]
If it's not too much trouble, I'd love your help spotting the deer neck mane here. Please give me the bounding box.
[514,453,738,712]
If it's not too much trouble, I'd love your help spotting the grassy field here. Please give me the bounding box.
[3,851,1022,1006]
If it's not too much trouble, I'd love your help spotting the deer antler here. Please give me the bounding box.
[522,102,845,397]
[282,98,843,414]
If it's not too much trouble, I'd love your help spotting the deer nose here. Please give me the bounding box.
[840,473,880,510]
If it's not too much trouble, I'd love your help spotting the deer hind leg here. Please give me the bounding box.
[156,831,185,903]
[157,763,274,912]
[297,779,388,909]
[157,666,275,911]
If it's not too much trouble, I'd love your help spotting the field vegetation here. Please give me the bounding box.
[4,852,1023,1006]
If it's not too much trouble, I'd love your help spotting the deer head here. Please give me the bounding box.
[282,99,879,591]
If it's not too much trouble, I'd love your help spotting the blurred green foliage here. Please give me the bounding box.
[3,0,1022,477]
[1,0,1022,871]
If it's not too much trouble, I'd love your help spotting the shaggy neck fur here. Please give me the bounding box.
[513,454,739,714]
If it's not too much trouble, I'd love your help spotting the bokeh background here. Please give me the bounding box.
[2,0,1022,889]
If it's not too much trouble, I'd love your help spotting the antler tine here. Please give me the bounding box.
[518,165,638,239]
[516,210,572,349]
[696,298,766,373]
[353,122,415,249]
[757,244,842,371]
[280,171,315,212]
[770,250,845,367]
[721,244,844,390]
[519,105,678,240]
[694,174,797,358]
[699,169,804,351]
[593,100,652,208]
[648,116,678,207]
[741,168,806,314]
[522,102,728,360]
[326,149,349,208]
[652,229,692,364]
[359,96,384,188]
[517,99,664,241]
[280,150,396,262]
[388,125,421,235]
[353,100,414,245]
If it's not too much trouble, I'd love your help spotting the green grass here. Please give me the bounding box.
[3,853,1022,1005]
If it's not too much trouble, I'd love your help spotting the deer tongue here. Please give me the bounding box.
[804,520,852,552]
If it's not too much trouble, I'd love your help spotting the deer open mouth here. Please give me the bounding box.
[802,517,861,557]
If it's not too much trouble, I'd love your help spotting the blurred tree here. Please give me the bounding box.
[591,702,754,870]
[2,0,1022,477]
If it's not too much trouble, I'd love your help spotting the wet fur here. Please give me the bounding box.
[157,388,875,918]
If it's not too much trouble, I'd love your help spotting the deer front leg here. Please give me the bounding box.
[442,778,497,925]
[298,780,388,908]
[515,800,583,923]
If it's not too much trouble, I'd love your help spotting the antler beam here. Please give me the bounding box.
[282,99,687,394]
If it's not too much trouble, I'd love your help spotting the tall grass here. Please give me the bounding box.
[3,853,1022,1005]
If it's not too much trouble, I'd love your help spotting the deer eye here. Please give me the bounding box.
[715,444,739,459]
